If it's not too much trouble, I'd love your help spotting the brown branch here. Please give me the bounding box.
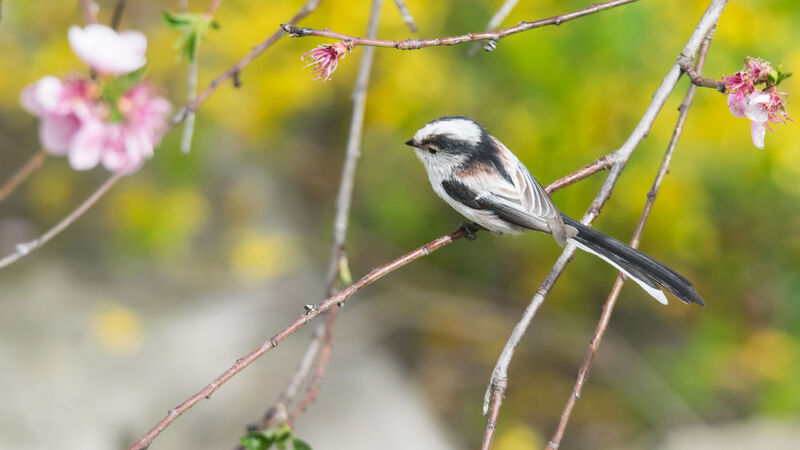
[1,0,323,271]
[0,150,46,203]
[546,27,716,450]
[253,0,383,434]
[0,173,121,269]
[170,0,322,129]
[79,0,96,24]
[282,0,640,50]
[129,144,615,450]
[392,0,417,32]
[127,227,467,450]
[205,0,224,17]
[680,56,725,92]
[467,0,521,56]
[480,2,727,447]
[110,0,127,30]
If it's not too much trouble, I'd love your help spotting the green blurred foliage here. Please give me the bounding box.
[1,0,799,448]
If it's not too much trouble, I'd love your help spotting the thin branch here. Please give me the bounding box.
[255,0,383,432]
[680,56,725,92]
[282,0,640,50]
[79,0,96,24]
[127,227,467,450]
[480,2,727,448]
[179,0,201,154]
[206,0,224,17]
[0,150,46,203]
[467,0,521,57]
[170,0,322,129]
[0,173,121,269]
[110,0,127,30]
[546,28,716,450]
[128,147,615,450]
[392,0,417,32]
[0,0,323,271]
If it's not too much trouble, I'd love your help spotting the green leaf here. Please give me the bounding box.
[292,437,313,450]
[162,11,194,28]
[239,432,276,450]
[162,10,218,62]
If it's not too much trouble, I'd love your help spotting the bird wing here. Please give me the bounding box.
[445,136,568,241]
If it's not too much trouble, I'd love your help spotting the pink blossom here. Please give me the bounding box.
[728,90,791,149]
[68,24,147,75]
[723,56,790,149]
[68,85,171,174]
[301,42,350,82]
[745,57,772,83]
[20,76,96,155]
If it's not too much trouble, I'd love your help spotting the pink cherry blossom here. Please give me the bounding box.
[302,42,350,82]
[68,24,147,75]
[20,76,96,155]
[67,84,171,174]
[722,56,790,149]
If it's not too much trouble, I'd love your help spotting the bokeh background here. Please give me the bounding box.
[1,0,799,449]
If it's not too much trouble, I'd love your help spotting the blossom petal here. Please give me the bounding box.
[750,120,766,149]
[21,76,63,115]
[68,120,106,170]
[39,114,81,155]
[68,24,147,75]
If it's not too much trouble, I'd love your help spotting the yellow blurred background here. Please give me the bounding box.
[1,1,799,449]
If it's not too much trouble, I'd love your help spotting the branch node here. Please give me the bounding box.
[304,304,317,314]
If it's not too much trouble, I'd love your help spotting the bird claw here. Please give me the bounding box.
[458,222,485,241]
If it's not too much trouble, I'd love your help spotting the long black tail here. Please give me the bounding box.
[562,214,705,306]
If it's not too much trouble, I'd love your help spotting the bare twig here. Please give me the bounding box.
[546,28,717,450]
[205,0,224,17]
[392,0,417,32]
[680,56,725,92]
[256,0,384,432]
[282,0,640,51]
[110,0,127,30]
[127,227,467,450]
[0,174,121,269]
[1,0,323,271]
[480,2,728,448]
[79,0,96,24]
[467,0,521,56]
[0,150,46,203]
[170,0,322,129]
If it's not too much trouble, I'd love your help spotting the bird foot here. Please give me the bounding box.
[458,222,486,241]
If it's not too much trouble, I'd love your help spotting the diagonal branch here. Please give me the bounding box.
[0,150,46,203]
[79,0,96,24]
[392,0,417,32]
[282,0,640,50]
[126,146,616,450]
[0,173,122,269]
[546,27,717,450]
[0,0,323,271]
[479,1,728,448]
[254,0,384,433]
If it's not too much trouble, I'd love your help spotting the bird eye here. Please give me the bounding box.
[427,145,438,154]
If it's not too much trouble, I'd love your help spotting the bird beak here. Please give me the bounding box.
[404,139,415,147]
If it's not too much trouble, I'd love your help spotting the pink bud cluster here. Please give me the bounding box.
[723,57,791,149]
[301,42,350,82]
[21,25,171,174]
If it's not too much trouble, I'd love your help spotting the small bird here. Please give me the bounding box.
[405,115,704,306]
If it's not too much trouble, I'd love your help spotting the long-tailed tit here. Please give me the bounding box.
[405,115,704,306]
